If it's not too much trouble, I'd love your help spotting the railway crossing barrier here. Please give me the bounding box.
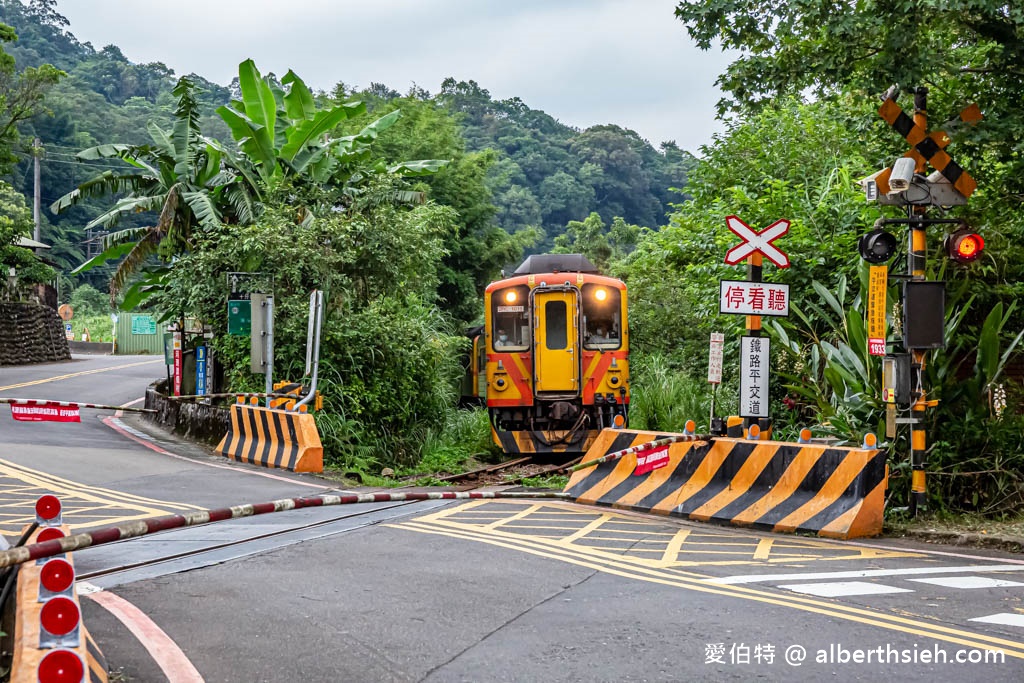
[7,496,107,683]
[564,428,887,539]
[216,403,323,473]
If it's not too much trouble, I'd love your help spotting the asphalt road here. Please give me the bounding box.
[3,355,1024,682]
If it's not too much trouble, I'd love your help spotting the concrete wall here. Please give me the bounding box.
[0,302,71,366]
[144,379,230,445]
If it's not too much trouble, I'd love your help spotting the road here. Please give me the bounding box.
[2,356,1024,682]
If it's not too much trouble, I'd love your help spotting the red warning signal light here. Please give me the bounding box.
[38,649,85,683]
[37,527,65,544]
[945,229,984,264]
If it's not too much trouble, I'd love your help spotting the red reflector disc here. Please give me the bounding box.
[35,495,62,521]
[37,527,65,543]
[38,649,84,683]
[40,559,75,594]
[40,596,79,636]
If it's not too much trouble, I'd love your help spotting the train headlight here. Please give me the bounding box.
[504,290,517,304]
[494,377,507,391]
[608,375,620,387]
[594,288,607,302]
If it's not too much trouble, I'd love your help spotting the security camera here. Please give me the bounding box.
[858,169,886,200]
[888,157,917,193]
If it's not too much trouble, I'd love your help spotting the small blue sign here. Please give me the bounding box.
[195,345,207,396]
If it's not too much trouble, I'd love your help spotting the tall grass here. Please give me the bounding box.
[419,408,500,474]
[628,353,736,433]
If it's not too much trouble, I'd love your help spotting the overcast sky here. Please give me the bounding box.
[53,0,733,154]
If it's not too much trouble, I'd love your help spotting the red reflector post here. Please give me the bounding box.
[37,527,65,543]
[35,495,62,523]
[38,648,85,683]
[40,559,75,594]
[40,597,80,637]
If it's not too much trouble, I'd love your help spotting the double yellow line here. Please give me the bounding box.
[0,359,161,393]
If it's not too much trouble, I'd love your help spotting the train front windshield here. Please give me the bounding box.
[581,284,622,350]
[492,285,530,350]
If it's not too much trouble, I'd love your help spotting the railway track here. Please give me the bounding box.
[408,455,581,488]
[70,464,574,583]
[75,496,428,582]
[74,484,564,584]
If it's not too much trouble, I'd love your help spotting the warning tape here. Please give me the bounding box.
[0,398,154,414]
[0,490,571,569]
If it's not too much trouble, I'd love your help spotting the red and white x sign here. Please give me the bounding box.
[724,215,791,268]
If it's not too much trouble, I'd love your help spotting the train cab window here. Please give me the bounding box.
[582,284,622,350]
[492,285,530,351]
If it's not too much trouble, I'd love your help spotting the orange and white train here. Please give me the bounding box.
[463,254,630,457]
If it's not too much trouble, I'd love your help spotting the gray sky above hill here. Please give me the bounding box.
[54,0,732,154]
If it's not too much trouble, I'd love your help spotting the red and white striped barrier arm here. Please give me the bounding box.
[571,433,711,472]
[0,490,571,569]
[0,398,155,414]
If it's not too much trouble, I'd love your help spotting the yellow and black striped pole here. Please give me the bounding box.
[908,87,929,516]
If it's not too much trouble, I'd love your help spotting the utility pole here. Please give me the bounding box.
[33,137,42,244]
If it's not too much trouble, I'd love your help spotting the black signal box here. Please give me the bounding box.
[903,281,946,349]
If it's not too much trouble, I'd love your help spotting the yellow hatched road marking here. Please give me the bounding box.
[0,458,201,532]
[658,529,691,567]
[483,503,542,530]
[753,538,774,560]
[558,513,615,545]
[0,459,204,510]
[390,518,1024,659]
[0,359,162,392]
[410,501,920,568]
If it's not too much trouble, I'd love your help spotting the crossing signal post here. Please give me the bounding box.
[859,87,985,516]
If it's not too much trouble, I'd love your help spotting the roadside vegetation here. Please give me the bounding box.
[1,1,1021,520]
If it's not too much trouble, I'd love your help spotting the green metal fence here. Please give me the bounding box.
[114,313,168,355]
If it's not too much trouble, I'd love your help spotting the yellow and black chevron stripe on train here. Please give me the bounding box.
[217,404,323,473]
[492,427,603,456]
[565,429,886,539]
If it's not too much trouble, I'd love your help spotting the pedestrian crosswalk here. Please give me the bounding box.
[709,564,1024,631]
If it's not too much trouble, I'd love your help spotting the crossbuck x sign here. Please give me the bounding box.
[724,215,791,268]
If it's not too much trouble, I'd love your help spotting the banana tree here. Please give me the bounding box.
[216,60,446,218]
[51,77,257,304]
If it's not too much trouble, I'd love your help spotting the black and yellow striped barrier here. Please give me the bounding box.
[216,404,323,473]
[564,429,886,539]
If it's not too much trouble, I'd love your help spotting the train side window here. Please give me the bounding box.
[492,285,530,351]
[545,300,567,350]
[582,284,622,350]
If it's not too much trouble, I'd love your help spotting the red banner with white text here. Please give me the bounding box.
[10,402,81,422]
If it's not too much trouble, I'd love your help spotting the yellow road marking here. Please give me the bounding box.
[391,519,1024,658]
[0,457,201,532]
[659,529,691,567]
[483,502,541,530]
[559,513,614,545]
[753,538,774,560]
[0,359,161,392]
[0,459,204,510]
